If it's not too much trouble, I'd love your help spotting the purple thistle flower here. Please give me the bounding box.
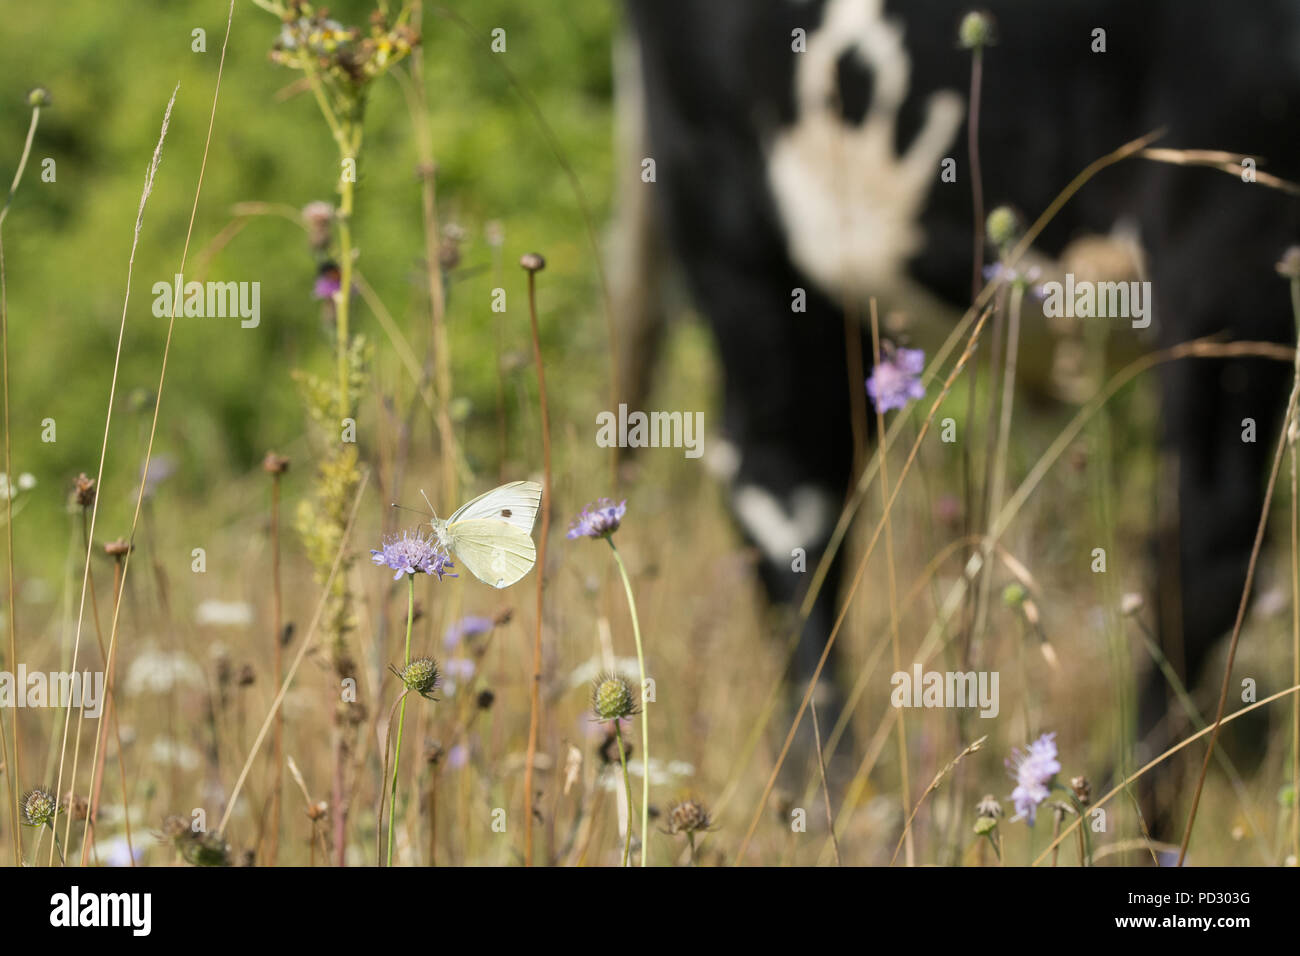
[566,498,627,540]
[443,615,494,652]
[866,348,926,414]
[1006,732,1061,825]
[370,529,455,581]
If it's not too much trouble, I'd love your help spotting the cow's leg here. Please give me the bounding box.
[693,260,866,784]
[1138,194,1294,840]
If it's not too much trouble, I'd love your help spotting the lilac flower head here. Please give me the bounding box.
[567,498,627,540]
[370,529,455,581]
[983,262,1046,300]
[1006,732,1061,825]
[442,657,477,696]
[313,262,342,300]
[447,743,469,770]
[866,348,926,414]
[443,615,494,652]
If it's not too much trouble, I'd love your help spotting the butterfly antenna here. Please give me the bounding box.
[420,488,438,522]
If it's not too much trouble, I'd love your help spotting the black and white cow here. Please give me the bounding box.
[615,0,1300,830]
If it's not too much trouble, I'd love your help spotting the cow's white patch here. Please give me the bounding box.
[767,0,963,300]
[733,483,835,563]
[705,437,742,482]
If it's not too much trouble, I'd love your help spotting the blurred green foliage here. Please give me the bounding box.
[0,0,616,581]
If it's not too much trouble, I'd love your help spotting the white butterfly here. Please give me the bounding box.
[427,480,542,589]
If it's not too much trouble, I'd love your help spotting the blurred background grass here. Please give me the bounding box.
[0,0,616,584]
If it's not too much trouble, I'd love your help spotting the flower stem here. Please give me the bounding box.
[614,721,632,867]
[607,537,648,865]
[386,574,415,865]
[48,824,66,866]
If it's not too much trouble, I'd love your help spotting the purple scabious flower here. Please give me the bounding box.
[442,657,477,696]
[443,615,494,652]
[313,262,343,300]
[866,348,926,414]
[370,529,455,581]
[447,743,469,769]
[566,498,627,540]
[983,262,1047,300]
[1006,732,1061,825]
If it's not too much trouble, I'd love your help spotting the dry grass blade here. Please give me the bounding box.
[890,735,987,866]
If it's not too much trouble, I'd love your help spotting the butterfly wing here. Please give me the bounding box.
[446,520,537,589]
[447,480,541,533]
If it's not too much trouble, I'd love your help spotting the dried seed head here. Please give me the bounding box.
[976,794,1004,819]
[22,788,58,827]
[62,791,89,822]
[237,664,256,687]
[161,815,190,841]
[300,201,335,250]
[72,473,96,509]
[425,741,445,766]
[307,800,329,822]
[591,673,638,721]
[476,688,495,711]
[262,452,290,475]
[336,699,367,727]
[104,538,132,558]
[1070,775,1091,805]
[666,798,712,835]
[519,252,546,273]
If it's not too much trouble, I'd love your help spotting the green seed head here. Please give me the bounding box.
[398,657,440,699]
[26,87,51,108]
[958,11,996,50]
[22,788,58,827]
[591,673,637,722]
[985,205,1022,251]
[667,798,712,835]
[1001,582,1027,608]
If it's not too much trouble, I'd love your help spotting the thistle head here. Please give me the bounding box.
[591,673,638,722]
[392,657,440,700]
[22,788,58,827]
